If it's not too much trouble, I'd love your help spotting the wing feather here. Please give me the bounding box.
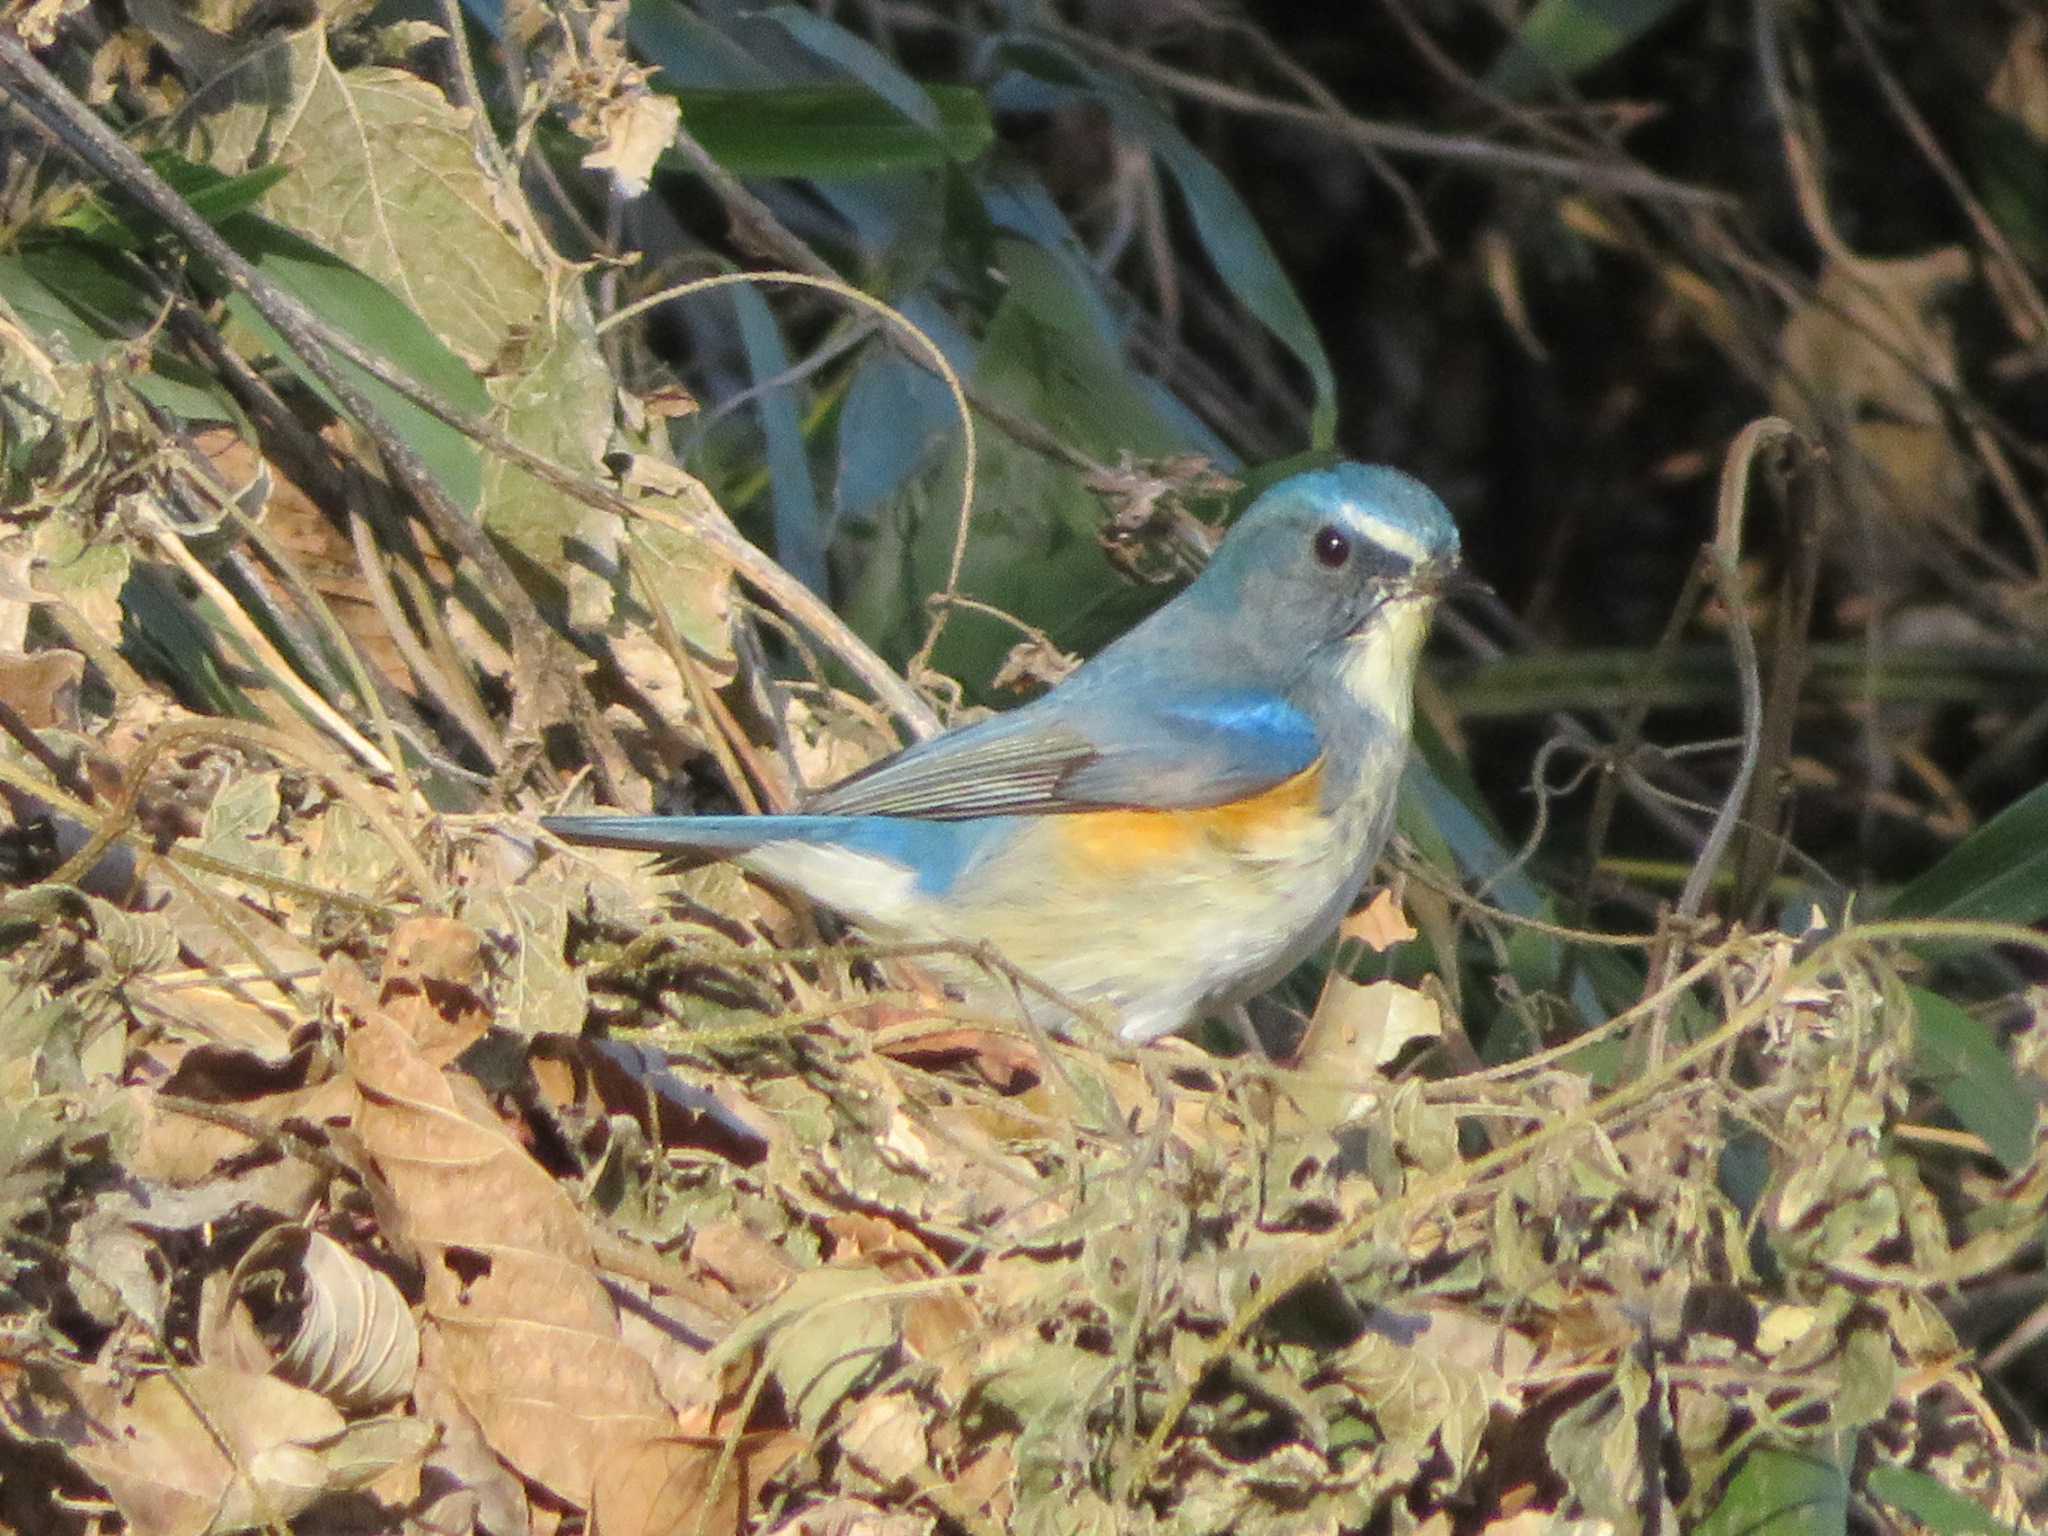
[804,689,1318,819]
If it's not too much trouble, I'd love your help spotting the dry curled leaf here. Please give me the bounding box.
[204,1226,420,1412]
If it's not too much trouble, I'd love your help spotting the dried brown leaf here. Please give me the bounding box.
[50,1364,347,1536]
[367,917,490,1065]
[206,1227,420,1411]
[589,1431,804,1536]
[411,1349,534,1536]
[0,648,84,729]
[1339,889,1416,953]
[762,1498,933,1536]
[1774,250,1975,588]
[343,1006,674,1503]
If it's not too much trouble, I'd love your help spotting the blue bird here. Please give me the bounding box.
[543,464,1460,1043]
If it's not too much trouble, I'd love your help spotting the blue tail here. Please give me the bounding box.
[541,814,859,856]
[541,812,998,897]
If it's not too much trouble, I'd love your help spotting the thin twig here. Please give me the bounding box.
[1047,25,1737,211]
[1670,427,1779,929]
[1646,419,1806,1062]
[596,268,981,698]
[128,495,396,779]
[345,506,507,767]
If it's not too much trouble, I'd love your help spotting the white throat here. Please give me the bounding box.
[1337,598,1432,732]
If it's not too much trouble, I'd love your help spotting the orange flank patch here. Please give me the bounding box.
[1057,760,1327,872]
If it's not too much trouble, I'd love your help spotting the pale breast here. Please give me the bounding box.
[929,761,1386,1040]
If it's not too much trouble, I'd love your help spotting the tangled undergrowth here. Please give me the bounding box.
[4,2,2048,1531]
[0,434,2044,1532]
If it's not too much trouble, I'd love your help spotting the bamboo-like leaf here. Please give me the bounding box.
[219,215,488,514]
[762,7,943,137]
[992,38,1337,447]
[1887,779,2048,925]
[729,282,826,594]
[1908,987,2035,1172]
[668,85,994,177]
[1485,0,1700,98]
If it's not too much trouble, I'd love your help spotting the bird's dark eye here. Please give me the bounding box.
[1313,525,1351,569]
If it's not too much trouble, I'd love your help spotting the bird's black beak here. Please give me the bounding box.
[1347,554,1474,637]
[1434,561,1491,603]
[1408,554,1485,604]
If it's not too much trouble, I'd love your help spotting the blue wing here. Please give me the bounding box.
[802,686,1320,819]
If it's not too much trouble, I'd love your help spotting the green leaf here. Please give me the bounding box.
[1485,0,1700,99]
[474,298,619,629]
[0,245,231,421]
[997,40,1336,448]
[1696,1442,1849,1536]
[467,887,587,1040]
[710,1266,897,1439]
[1834,1328,1896,1429]
[184,36,549,368]
[1544,1371,1646,1526]
[841,238,1190,687]
[729,282,825,592]
[53,152,291,250]
[1867,1464,2021,1535]
[834,339,959,521]
[121,564,259,719]
[201,773,286,888]
[1968,104,2048,265]
[217,215,488,514]
[1907,987,2035,1172]
[668,86,994,178]
[1886,778,2048,925]
[761,7,943,137]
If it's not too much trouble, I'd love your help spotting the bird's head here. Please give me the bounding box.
[1198,464,1461,692]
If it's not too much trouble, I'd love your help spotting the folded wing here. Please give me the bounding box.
[805,687,1321,819]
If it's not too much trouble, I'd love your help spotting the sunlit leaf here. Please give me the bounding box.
[185,32,542,368]
[52,152,291,249]
[477,301,619,629]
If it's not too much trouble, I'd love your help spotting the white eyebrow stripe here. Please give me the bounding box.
[1353,516,1435,566]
